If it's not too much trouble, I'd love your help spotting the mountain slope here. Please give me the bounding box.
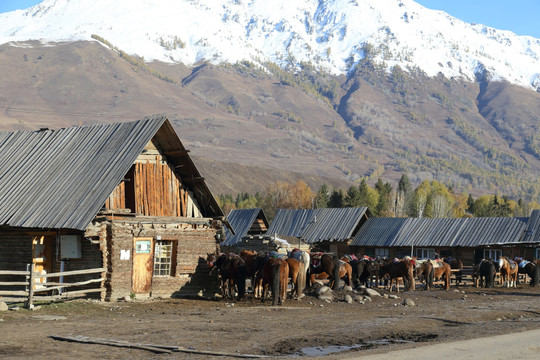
[0,1,539,201]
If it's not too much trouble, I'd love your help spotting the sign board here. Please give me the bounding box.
[135,240,151,254]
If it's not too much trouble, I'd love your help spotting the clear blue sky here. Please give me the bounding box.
[1,0,539,38]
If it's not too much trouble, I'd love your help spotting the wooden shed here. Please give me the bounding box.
[0,116,224,302]
[350,216,533,266]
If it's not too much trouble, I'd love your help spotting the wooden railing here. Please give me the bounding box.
[0,264,106,309]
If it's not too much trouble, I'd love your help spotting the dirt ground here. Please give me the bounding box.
[1,282,539,360]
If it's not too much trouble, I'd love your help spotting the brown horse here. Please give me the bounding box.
[261,257,289,306]
[206,253,246,300]
[310,260,352,288]
[310,253,341,290]
[378,259,414,293]
[415,260,434,290]
[432,260,451,290]
[285,257,306,299]
[444,257,463,286]
[498,256,518,287]
[239,249,260,297]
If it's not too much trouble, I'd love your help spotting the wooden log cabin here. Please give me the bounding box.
[0,116,225,301]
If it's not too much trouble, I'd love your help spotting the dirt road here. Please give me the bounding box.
[350,328,540,359]
[0,284,539,359]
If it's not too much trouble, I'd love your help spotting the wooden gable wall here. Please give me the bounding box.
[104,139,202,217]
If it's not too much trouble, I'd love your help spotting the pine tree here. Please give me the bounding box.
[314,183,329,208]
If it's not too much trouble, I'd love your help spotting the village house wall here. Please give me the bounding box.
[98,218,219,300]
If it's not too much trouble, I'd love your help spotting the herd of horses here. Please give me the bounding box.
[206,250,540,305]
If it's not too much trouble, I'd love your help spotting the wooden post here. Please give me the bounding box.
[26,263,35,309]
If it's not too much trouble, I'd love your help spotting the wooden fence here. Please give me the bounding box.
[0,264,106,309]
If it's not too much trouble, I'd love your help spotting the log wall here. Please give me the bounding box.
[105,140,202,218]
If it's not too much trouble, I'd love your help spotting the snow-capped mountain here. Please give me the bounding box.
[1,0,539,91]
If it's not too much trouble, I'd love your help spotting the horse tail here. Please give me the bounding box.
[297,262,305,299]
[332,255,340,290]
[272,261,281,306]
[532,263,540,287]
[428,265,434,290]
[486,264,494,288]
[236,262,247,300]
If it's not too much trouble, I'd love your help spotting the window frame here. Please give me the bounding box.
[153,239,177,277]
[483,248,502,261]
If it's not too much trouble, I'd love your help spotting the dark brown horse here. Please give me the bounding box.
[206,252,246,300]
[349,259,370,288]
[239,249,260,297]
[478,259,496,288]
[517,259,540,287]
[378,259,414,293]
[261,257,289,306]
[310,260,352,288]
[310,253,341,290]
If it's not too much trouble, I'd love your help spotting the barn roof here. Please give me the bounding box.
[521,210,540,244]
[266,207,369,244]
[351,216,528,248]
[0,116,222,231]
[222,208,269,246]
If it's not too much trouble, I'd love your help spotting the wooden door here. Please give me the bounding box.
[132,237,154,294]
[32,235,54,289]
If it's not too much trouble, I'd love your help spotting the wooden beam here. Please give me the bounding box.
[164,149,190,156]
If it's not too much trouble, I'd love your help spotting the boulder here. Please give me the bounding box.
[403,298,415,306]
[344,294,353,304]
[0,302,8,312]
[364,288,381,297]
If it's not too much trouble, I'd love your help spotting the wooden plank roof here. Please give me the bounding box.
[0,116,222,230]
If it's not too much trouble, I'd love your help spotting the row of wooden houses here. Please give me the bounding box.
[222,208,540,267]
[1,116,539,305]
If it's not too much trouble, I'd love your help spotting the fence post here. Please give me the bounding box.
[26,263,35,310]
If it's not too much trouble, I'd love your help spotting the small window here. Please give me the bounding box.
[416,248,435,259]
[375,248,389,259]
[153,240,176,276]
[535,248,539,259]
[483,249,502,261]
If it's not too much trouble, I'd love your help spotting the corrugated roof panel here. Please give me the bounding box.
[222,208,265,246]
[452,217,527,246]
[350,218,411,247]
[302,207,368,244]
[522,210,540,244]
[0,117,168,230]
[266,209,321,238]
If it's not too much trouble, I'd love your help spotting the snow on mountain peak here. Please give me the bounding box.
[1,0,539,90]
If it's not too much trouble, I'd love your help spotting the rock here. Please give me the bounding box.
[0,302,8,312]
[364,288,381,297]
[316,285,331,295]
[344,294,353,304]
[357,301,365,305]
[388,294,399,299]
[343,285,353,292]
[402,298,415,307]
[30,305,42,311]
[318,292,334,302]
[383,294,389,299]
[363,296,372,302]
[10,306,20,311]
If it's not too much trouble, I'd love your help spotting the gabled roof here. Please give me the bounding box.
[222,208,269,246]
[350,216,529,248]
[0,116,222,231]
[521,210,540,244]
[266,207,369,244]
